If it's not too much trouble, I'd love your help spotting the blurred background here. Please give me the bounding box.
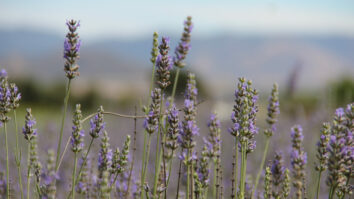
[0,0,353,197]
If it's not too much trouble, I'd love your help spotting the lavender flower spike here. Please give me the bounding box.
[9,83,21,110]
[290,125,307,199]
[98,131,112,178]
[0,74,11,122]
[156,36,172,89]
[71,104,84,153]
[174,16,193,68]
[64,19,81,79]
[315,122,331,172]
[264,83,279,137]
[89,106,105,138]
[22,108,37,141]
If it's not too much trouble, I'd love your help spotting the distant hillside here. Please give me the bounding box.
[0,29,353,96]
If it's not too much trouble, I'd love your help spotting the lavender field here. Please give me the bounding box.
[0,1,354,199]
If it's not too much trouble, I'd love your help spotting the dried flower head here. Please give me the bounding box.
[150,32,159,65]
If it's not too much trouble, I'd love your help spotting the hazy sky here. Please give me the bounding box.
[1,0,354,40]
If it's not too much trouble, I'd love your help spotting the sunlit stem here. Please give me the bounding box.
[55,78,72,170]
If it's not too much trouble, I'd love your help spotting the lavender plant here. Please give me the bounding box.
[1,17,353,199]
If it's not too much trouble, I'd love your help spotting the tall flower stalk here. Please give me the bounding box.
[71,104,84,199]
[253,83,279,197]
[290,125,307,199]
[22,108,38,199]
[56,19,81,169]
[206,113,221,198]
[9,81,23,199]
[179,73,199,199]
[314,123,330,199]
[171,16,193,103]
[140,32,159,199]
[0,72,12,199]
[153,36,172,197]
[229,77,258,198]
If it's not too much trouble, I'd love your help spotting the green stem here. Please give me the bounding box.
[140,132,148,199]
[315,171,322,199]
[170,68,180,104]
[55,78,72,170]
[66,137,94,199]
[26,142,31,199]
[72,153,78,199]
[252,137,270,198]
[14,110,24,199]
[328,185,336,199]
[234,137,239,199]
[213,162,216,198]
[4,122,10,199]
[153,90,165,198]
[142,135,152,194]
[186,149,190,199]
[240,142,247,199]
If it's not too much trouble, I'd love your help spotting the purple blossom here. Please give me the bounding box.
[0,69,7,78]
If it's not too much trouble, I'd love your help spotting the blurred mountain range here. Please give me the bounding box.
[0,29,353,97]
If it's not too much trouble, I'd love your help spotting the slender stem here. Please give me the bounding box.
[140,130,148,199]
[66,137,94,199]
[26,142,31,199]
[239,142,247,199]
[56,135,72,172]
[14,110,24,199]
[153,91,165,197]
[4,122,10,199]
[176,159,182,199]
[166,151,175,187]
[328,185,336,199]
[72,153,78,199]
[234,137,238,199]
[142,135,152,193]
[153,128,161,197]
[125,107,138,199]
[315,171,322,199]
[170,68,181,104]
[252,137,270,198]
[55,78,72,169]
[213,162,217,198]
[186,149,190,199]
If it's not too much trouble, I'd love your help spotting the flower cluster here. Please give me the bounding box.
[112,135,131,175]
[98,131,113,178]
[290,125,307,199]
[164,104,180,160]
[40,150,58,199]
[144,88,161,134]
[150,32,159,65]
[89,106,105,138]
[179,73,199,151]
[22,108,37,141]
[0,73,11,122]
[229,77,258,153]
[76,153,91,196]
[264,83,280,137]
[174,16,193,68]
[315,122,331,172]
[71,104,84,153]
[326,105,353,197]
[270,152,286,198]
[64,19,81,79]
[194,145,210,197]
[205,113,221,159]
[156,37,172,89]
